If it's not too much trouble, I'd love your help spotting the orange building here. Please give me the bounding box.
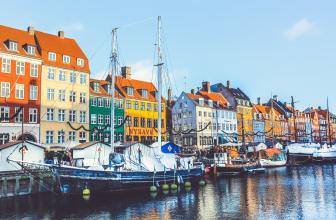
[0,25,42,144]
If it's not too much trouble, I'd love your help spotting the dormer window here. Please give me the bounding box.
[93,83,100,93]
[199,98,204,106]
[63,55,70,64]
[127,87,134,96]
[77,58,84,67]
[27,45,35,55]
[208,100,213,107]
[141,89,148,98]
[48,52,56,61]
[9,41,17,51]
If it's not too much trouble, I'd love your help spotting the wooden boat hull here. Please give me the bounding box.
[50,165,204,194]
[211,163,259,176]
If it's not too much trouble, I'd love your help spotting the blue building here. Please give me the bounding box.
[253,105,265,143]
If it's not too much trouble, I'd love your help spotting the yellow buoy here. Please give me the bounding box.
[83,188,90,196]
[162,184,169,190]
[170,183,178,190]
[184,181,192,188]
[150,185,157,192]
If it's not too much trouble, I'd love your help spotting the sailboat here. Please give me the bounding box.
[10,17,204,195]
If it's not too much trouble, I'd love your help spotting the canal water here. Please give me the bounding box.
[1,164,336,220]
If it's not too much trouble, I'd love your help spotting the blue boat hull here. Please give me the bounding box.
[50,166,204,194]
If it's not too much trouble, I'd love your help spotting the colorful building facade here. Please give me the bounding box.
[37,30,90,147]
[113,67,166,145]
[0,25,42,144]
[89,79,124,144]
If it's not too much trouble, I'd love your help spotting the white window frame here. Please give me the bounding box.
[58,109,65,122]
[29,85,38,100]
[47,68,55,80]
[47,88,55,100]
[79,111,86,123]
[9,41,17,51]
[79,73,86,85]
[1,58,11,73]
[0,107,10,122]
[29,108,37,123]
[77,58,84,67]
[30,63,38,77]
[63,55,70,64]
[48,52,56,61]
[0,82,10,98]
[15,83,24,99]
[91,114,97,124]
[58,90,65,101]
[59,70,66,81]
[16,61,25,75]
[27,45,35,55]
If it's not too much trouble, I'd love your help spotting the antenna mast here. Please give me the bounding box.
[110,28,118,151]
[156,16,163,147]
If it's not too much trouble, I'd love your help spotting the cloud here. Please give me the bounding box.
[284,19,315,40]
[130,59,155,82]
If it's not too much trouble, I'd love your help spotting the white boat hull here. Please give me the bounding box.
[259,159,287,167]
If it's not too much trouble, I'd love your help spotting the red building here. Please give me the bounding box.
[0,25,42,144]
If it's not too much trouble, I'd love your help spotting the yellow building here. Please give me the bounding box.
[36,30,90,147]
[113,66,166,144]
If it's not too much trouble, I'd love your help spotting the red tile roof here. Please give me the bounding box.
[114,75,164,102]
[35,31,90,73]
[0,25,41,59]
[89,78,122,98]
[198,91,229,107]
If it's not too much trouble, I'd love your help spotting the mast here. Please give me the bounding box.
[327,97,332,147]
[271,97,275,147]
[291,96,298,143]
[156,16,163,147]
[110,28,118,151]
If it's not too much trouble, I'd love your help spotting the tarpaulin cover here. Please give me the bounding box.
[161,142,181,154]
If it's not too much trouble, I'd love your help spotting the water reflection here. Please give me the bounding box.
[1,165,336,219]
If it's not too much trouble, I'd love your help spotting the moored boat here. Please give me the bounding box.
[259,148,287,168]
[312,145,336,163]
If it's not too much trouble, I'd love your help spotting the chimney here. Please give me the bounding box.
[318,106,321,110]
[27,26,35,35]
[191,89,195,94]
[167,88,172,104]
[284,102,287,107]
[273,95,278,102]
[58,31,64,39]
[202,81,211,93]
[121,66,131,79]
[227,80,230,88]
[257,97,261,105]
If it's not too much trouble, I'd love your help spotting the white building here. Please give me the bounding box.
[0,141,45,172]
[72,141,111,167]
[172,82,237,149]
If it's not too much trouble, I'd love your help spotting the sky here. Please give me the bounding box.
[1,0,336,111]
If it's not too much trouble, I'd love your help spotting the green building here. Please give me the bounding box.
[89,79,124,144]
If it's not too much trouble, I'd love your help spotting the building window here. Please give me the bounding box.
[91,97,97,106]
[70,72,76,83]
[47,108,54,121]
[69,131,76,141]
[70,91,76,102]
[141,102,145,110]
[79,111,86,123]
[14,107,23,122]
[147,119,152,128]
[154,119,158,128]
[91,114,97,124]
[133,117,139,127]
[134,101,139,110]
[0,82,10,98]
[118,100,123,109]
[58,90,65,101]
[80,73,86,85]
[1,58,11,73]
[58,131,65,144]
[105,99,110,108]
[48,52,56,61]
[59,71,66,81]
[154,104,158,112]
[16,61,25,75]
[98,98,103,107]
[0,107,9,122]
[77,58,84,67]
[147,103,152,111]
[9,41,17,51]
[29,108,37,123]
[46,131,54,144]
[105,115,110,125]
[79,131,86,142]
[47,88,54,100]
[98,115,103,124]
[58,109,65,122]
[80,92,86,103]
[27,45,35,55]
[93,82,100,93]
[69,110,76,123]
[47,68,55,79]
[126,117,132,126]
[15,84,24,99]
[126,100,131,109]
[29,85,38,100]
[117,116,122,125]
[141,89,148,98]
[141,118,145,128]
[63,55,70,64]
[30,64,38,77]
[127,87,134,96]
